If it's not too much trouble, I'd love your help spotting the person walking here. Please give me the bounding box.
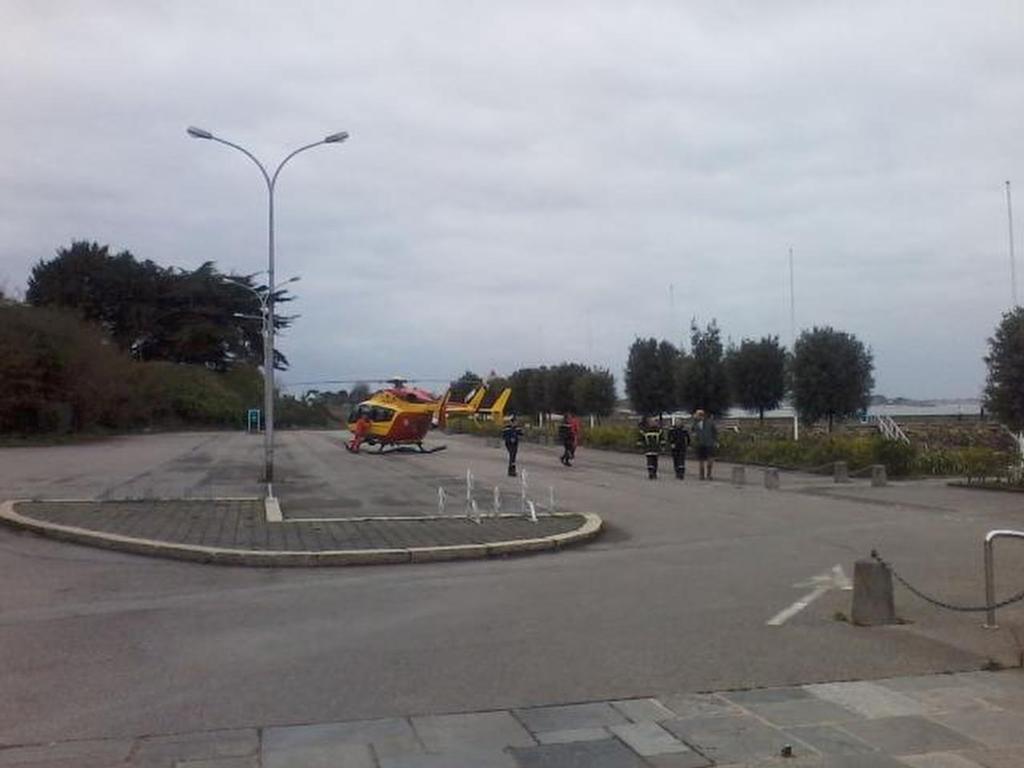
[501,414,524,477]
[567,411,581,464]
[638,416,663,479]
[557,413,577,466]
[691,409,718,480]
[668,421,690,480]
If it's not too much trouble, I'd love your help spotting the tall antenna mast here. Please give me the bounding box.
[1008,181,1018,307]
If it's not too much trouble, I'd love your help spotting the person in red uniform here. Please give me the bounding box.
[347,412,371,453]
[568,411,581,463]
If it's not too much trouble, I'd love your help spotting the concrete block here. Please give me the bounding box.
[872,464,888,487]
[764,468,780,489]
[731,466,746,486]
[850,558,897,626]
[834,461,850,483]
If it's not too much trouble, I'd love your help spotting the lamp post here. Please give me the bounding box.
[189,127,348,485]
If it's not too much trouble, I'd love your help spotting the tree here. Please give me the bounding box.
[449,370,482,402]
[678,320,730,416]
[726,335,787,421]
[26,241,296,370]
[625,337,677,416]
[545,362,588,414]
[791,326,874,431]
[984,306,1024,432]
[572,368,616,417]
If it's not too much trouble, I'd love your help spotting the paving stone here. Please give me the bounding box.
[0,738,132,767]
[906,689,999,715]
[743,698,864,727]
[642,752,713,768]
[962,746,1024,767]
[412,711,535,753]
[841,716,981,755]
[513,702,628,733]
[947,672,1024,698]
[930,710,1024,748]
[508,738,646,767]
[723,686,812,705]
[805,681,927,718]
[661,713,796,765]
[133,730,259,764]
[263,718,420,760]
[175,758,260,768]
[898,753,988,767]
[608,722,689,756]
[659,693,743,720]
[610,698,676,723]
[261,741,374,768]
[535,728,609,744]
[379,749,518,768]
[879,675,974,694]
[783,724,876,755]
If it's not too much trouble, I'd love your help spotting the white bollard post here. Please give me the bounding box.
[438,486,447,515]
[493,485,502,516]
[470,498,481,524]
[526,499,538,523]
[520,470,529,514]
[549,486,556,513]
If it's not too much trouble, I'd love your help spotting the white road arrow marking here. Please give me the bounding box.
[766,564,852,626]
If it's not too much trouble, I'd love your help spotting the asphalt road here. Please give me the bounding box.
[1,429,1023,745]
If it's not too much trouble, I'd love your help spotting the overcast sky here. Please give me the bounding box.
[3,1,1023,399]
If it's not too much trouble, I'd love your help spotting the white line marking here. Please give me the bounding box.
[767,564,851,626]
[766,586,831,626]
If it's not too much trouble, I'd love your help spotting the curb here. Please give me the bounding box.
[0,500,602,567]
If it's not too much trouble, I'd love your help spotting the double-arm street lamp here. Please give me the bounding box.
[188,126,348,485]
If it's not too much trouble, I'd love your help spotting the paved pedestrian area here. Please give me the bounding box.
[3,670,1022,767]
[0,500,597,564]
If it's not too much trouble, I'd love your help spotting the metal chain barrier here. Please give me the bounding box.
[871,549,1024,613]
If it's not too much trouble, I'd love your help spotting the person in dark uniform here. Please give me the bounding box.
[501,414,524,477]
[638,416,663,479]
[668,422,690,480]
[558,415,575,466]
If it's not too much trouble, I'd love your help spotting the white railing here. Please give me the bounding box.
[874,414,910,444]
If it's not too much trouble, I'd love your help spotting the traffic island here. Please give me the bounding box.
[0,500,601,566]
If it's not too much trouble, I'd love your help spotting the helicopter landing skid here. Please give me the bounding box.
[373,443,448,455]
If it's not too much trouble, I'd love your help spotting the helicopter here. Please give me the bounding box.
[344,377,512,454]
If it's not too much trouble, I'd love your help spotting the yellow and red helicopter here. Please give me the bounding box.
[345,377,511,453]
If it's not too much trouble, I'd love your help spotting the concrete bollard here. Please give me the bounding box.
[851,558,897,626]
[764,468,780,490]
[731,466,746,486]
[833,461,850,483]
[871,465,887,487]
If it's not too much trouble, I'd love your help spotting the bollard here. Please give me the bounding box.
[764,468,780,490]
[833,461,850,483]
[871,465,887,487]
[851,558,897,625]
[731,466,746,486]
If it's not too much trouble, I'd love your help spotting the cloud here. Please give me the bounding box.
[2,0,1023,398]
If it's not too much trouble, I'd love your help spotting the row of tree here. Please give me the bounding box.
[26,241,296,370]
[445,366,617,417]
[625,321,875,430]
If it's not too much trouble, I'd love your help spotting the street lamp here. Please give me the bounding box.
[189,127,347,486]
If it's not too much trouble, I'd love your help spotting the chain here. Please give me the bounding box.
[871,549,1024,613]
